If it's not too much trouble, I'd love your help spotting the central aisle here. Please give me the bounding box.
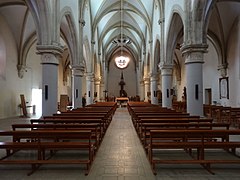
[87,107,155,180]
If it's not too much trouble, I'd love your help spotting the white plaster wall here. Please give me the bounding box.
[0,15,21,118]
[60,0,79,34]
[26,42,42,90]
[203,40,220,105]
[58,62,71,103]
[25,43,42,115]
[227,17,240,107]
[164,0,184,46]
[108,58,137,98]
[0,15,42,119]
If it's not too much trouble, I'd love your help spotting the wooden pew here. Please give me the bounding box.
[132,114,195,128]
[0,130,94,175]
[141,122,230,148]
[30,119,106,139]
[148,129,240,175]
[135,117,213,135]
[12,123,101,150]
[72,104,116,118]
[230,108,240,127]
[52,113,112,125]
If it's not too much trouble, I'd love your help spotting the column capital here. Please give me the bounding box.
[140,80,144,85]
[17,64,26,79]
[149,73,158,81]
[86,72,95,81]
[37,44,64,65]
[71,65,85,77]
[36,44,64,57]
[159,63,173,76]
[95,76,102,85]
[143,77,150,85]
[158,18,165,25]
[218,63,228,77]
[181,44,208,64]
[40,53,59,65]
[79,19,85,27]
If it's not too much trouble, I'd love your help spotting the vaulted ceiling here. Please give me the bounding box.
[89,0,156,63]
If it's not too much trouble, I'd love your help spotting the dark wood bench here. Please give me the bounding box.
[12,123,102,149]
[30,119,106,140]
[0,130,94,175]
[133,115,199,129]
[43,114,111,128]
[149,129,240,175]
[141,122,230,147]
[135,117,213,136]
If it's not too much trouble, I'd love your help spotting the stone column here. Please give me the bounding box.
[71,66,84,108]
[143,77,150,102]
[140,80,145,101]
[136,68,140,97]
[150,73,158,105]
[95,76,101,102]
[103,64,108,101]
[160,65,173,108]
[100,82,104,102]
[181,44,208,116]
[86,73,94,105]
[37,45,63,116]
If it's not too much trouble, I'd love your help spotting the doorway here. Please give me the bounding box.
[31,88,42,117]
[205,88,212,105]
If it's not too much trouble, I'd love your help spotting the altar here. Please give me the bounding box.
[115,97,129,107]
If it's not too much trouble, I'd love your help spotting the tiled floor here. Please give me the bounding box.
[0,108,240,179]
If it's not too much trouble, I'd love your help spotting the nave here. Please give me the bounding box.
[0,107,240,180]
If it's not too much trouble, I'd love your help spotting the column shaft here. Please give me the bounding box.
[150,75,158,104]
[72,67,84,108]
[144,78,150,102]
[160,66,173,108]
[41,53,59,116]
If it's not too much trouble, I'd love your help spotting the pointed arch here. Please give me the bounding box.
[166,9,184,65]
[59,7,79,66]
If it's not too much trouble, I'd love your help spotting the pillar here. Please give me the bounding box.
[86,73,94,105]
[144,77,150,102]
[95,76,101,102]
[37,45,63,116]
[100,82,104,102]
[72,66,84,108]
[150,73,158,105]
[160,65,173,108]
[140,80,144,101]
[181,45,208,116]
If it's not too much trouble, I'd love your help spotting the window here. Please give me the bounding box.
[115,56,130,69]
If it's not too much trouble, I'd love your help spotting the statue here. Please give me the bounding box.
[119,72,127,97]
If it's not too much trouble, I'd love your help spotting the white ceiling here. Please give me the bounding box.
[90,0,154,59]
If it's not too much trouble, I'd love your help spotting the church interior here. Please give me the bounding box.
[0,0,240,179]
